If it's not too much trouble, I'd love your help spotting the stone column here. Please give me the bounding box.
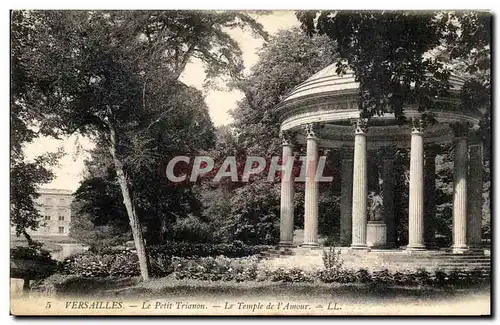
[451,123,469,253]
[351,118,368,249]
[424,146,438,249]
[302,123,319,247]
[467,143,483,250]
[382,154,396,247]
[407,118,425,250]
[279,131,295,247]
[340,148,354,246]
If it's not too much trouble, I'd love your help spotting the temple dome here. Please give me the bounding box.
[274,63,481,144]
[280,63,466,105]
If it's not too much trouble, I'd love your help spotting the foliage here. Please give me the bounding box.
[10,149,65,245]
[11,246,54,262]
[10,246,59,279]
[69,196,132,250]
[226,182,281,245]
[231,28,337,156]
[297,11,491,120]
[322,247,344,270]
[12,10,267,280]
[317,268,357,284]
[61,242,270,278]
[11,12,66,245]
[61,250,140,278]
[196,29,340,245]
[172,256,260,282]
[53,247,490,288]
[355,268,373,284]
[270,267,314,283]
[169,215,215,243]
[32,273,82,296]
[146,241,271,258]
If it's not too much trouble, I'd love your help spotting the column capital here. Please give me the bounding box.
[411,117,425,134]
[280,130,296,146]
[352,117,369,134]
[450,122,472,139]
[303,123,320,139]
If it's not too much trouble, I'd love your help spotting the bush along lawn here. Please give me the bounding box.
[55,246,491,289]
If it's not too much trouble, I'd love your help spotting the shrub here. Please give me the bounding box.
[414,268,432,285]
[447,268,463,286]
[322,247,343,270]
[399,270,417,286]
[171,216,214,243]
[270,268,313,283]
[432,269,448,286]
[317,268,356,284]
[372,269,393,285]
[172,256,260,282]
[11,246,54,262]
[392,271,405,285]
[10,246,58,279]
[468,268,483,284]
[148,254,173,277]
[62,241,269,278]
[62,250,140,278]
[91,241,271,258]
[355,268,372,283]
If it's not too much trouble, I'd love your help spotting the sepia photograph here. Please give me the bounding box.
[9,8,492,316]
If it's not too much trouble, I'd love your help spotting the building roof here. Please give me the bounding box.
[38,188,74,196]
[280,63,466,104]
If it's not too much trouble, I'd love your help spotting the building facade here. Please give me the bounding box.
[28,188,73,237]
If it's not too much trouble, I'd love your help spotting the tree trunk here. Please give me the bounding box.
[22,229,34,247]
[23,277,30,292]
[107,126,150,281]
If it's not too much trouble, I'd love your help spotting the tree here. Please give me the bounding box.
[70,177,132,250]
[10,11,65,247]
[11,10,267,280]
[199,29,339,244]
[71,83,216,248]
[231,28,337,156]
[297,11,491,121]
[10,152,62,247]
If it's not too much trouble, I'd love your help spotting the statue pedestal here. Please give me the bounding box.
[367,221,387,248]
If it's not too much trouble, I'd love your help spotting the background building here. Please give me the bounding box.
[27,188,73,238]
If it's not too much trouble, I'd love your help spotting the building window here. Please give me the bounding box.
[58,215,65,221]
[59,198,66,206]
[44,215,51,221]
[58,227,64,234]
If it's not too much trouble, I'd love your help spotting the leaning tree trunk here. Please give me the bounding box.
[107,126,150,281]
[23,277,30,293]
[22,229,35,247]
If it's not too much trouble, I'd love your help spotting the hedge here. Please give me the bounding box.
[61,241,272,278]
[61,250,490,288]
[90,241,272,258]
[10,246,58,279]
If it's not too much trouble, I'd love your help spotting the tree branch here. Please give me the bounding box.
[172,43,197,80]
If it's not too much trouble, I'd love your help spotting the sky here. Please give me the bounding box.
[23,11,300,192]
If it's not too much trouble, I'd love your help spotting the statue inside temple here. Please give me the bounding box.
[368,191,383,222]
